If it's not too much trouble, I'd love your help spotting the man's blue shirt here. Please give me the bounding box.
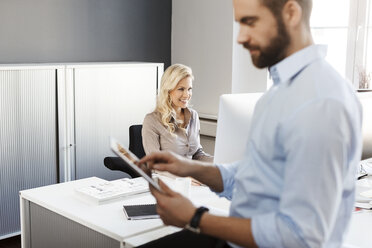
[217,45,362,248]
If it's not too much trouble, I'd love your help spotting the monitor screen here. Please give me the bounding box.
[213,93,263,164]
[214,92,372,163]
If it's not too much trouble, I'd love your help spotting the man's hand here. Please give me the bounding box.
[151,180,257,248]
[137,151,194,177]
[138,151,224,192]
[151,179,196,227]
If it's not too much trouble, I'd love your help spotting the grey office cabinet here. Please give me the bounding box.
[0,66,59,239]
[0,63,162,239]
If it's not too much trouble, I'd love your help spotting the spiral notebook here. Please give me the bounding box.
[123,204,159,220]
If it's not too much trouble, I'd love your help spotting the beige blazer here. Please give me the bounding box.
[142,108,213,162]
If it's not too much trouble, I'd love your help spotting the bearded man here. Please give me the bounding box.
[137,0,362,247]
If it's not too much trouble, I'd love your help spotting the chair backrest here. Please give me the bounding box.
[129,125,146,159]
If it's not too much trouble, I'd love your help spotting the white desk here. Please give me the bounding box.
[342,176,372,248]
[19,177,229,248]
[20,176,371,248]
[343,211,372,248]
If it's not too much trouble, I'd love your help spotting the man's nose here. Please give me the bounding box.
[237,25,251,45]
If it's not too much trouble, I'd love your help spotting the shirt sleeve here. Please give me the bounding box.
[192,148,214,162]
[142,114,161,155]
[215,161,240,199]
[251,99,361,248]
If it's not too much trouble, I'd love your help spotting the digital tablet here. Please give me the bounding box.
[110,137,162,192]
[123,204,159,220]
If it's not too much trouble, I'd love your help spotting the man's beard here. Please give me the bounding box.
[244,19,290,69]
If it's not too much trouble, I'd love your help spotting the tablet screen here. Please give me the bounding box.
[110,138,162,192]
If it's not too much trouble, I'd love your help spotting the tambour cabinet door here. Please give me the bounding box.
[0,68,58,238]
[72,64,160,180]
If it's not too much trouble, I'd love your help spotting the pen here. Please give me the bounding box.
[355,207,372,210]
[357,173,368,180]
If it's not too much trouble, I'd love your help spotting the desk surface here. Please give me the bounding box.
[20,176,372,248]
[19,177,229,246]
[343,211,372,248]
[342,176,372,248]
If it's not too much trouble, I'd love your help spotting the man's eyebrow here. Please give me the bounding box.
[239,16,258,23]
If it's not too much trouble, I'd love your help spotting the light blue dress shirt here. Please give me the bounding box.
[217,45,362,248]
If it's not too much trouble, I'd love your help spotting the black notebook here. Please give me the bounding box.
[123,204,159,220]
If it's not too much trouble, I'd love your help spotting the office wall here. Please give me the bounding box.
[231,22,268,93]
[172,0,267,118]
[200,135,215,156]
[172,0,234,118]
[172,0,268,155]
[0,0,171,67]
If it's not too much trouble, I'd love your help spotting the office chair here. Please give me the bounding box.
[128,125,146,159]
[104,125,146,178]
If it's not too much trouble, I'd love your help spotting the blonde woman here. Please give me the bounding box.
[142,64,213,162]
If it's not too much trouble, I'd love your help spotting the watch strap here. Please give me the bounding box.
[185,206,209,233]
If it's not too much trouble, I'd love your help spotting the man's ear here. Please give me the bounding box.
[282,0,302,28]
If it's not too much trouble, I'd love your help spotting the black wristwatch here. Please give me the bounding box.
[185,206,209,233]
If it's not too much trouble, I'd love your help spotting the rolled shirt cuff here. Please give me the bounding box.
[214,163,236,199]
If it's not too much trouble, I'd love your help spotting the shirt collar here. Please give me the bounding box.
[172,107,191,129]
[269,44,327,86]
[183,107,191,127]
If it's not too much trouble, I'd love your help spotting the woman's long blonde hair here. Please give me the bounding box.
[156,64,194,133]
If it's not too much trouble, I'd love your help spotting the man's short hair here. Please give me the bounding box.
[260,0,312,27]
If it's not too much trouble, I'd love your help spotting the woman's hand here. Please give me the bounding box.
[150,179,196,227]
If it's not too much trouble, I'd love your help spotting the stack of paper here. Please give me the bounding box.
[75,177,149,204]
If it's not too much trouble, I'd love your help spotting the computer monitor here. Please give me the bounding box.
[213,92,372,164]
[213,93,263,164]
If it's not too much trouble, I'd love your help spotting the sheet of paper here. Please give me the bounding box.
[360,188,372,198]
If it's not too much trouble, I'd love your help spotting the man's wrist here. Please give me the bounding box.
[187,162,204,179]
[185,206,209,233]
